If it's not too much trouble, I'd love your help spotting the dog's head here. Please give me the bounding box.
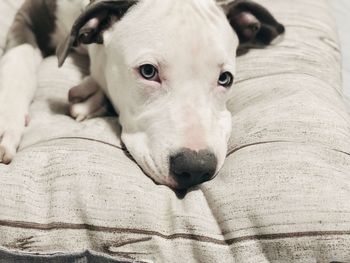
[57,0,284,190]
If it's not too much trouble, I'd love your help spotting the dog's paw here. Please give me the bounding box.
[68,76,111,122]
[0,113,27,164]
[68,76,99,104]
[70,88,110,122]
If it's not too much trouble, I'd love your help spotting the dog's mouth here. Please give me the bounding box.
[169,171,216,190]
[119,126,224,191]
[120,142,176,188]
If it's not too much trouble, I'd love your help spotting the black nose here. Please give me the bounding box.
[170,148,217,189]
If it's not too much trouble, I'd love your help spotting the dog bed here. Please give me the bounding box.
[0,0,349,262]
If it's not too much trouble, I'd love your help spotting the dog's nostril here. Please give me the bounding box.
[170,148,217,189]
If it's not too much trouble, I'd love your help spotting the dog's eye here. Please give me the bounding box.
[139,64,158,81]
[218,71,234,88]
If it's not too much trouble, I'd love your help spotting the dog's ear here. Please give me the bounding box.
[222,0,284,49]
[56,0,137,67]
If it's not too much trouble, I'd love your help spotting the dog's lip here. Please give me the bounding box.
[168,172,216,191]
[123,149,218,191]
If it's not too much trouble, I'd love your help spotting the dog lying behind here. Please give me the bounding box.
[0,0,284,189]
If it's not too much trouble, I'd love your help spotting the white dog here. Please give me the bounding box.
[0,0,284,189]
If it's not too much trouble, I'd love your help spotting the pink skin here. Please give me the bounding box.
[182,105,206,151]
[25,114,30,127]
[163,176,179,189]
[236,12,259,25]
[82,11,109,32]
[234,12,260,39]
[86,18,100,29]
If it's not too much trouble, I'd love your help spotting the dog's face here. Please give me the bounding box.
[58,0,284,190]
[103,0,237,189]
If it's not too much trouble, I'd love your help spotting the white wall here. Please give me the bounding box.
[329,0,350,110]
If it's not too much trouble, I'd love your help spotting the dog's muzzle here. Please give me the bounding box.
[169,148,217,189]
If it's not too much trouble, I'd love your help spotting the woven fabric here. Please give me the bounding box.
[0,0,350,262]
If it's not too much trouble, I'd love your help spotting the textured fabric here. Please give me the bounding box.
[0,0,350,262]
[0,249,129,263]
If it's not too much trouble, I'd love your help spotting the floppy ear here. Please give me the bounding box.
[222,0,284,49]
[56,0,137,67]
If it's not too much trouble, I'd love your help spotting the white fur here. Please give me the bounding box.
[0,0,87,164]
[69,76,109,121]
[88,0,238,188]
[1,0,238,189]
[0,44,42,163]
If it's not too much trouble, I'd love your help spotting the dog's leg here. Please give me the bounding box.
[0,13,43,164]
[69,76,112,122]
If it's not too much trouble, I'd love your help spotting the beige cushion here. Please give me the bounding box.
[0,0,350,262]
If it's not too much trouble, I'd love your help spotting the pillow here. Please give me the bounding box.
[0,0,349,262]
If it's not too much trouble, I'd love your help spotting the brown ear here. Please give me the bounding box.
[56,0,137,67]
[223,0,284,48]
